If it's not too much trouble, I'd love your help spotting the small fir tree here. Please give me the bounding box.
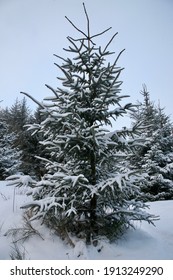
[3,98,44,177]
[141,118,173,200]
[0,117,21,179]
[130,85,173,200]
[7,5,156,244]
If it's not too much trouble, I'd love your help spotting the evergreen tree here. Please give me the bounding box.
[130,85,173,200]
[4,98,31,134]
[0,112,21,179]
[130,85,160,137]
[141,116,173,200]
[7,5,156,244]
[25,107,49,178]
[3,98,42,176]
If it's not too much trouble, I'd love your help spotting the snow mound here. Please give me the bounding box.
[0,181,173,260]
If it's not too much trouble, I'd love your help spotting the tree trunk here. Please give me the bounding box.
[86,151,97,244]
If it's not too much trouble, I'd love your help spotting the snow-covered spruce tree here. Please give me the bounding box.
[141,113,173,201]
[130,85,160,165]
[7,5,156,244]
[130,85,161,137]
[3,98,45,177]
[130,85,173,201]
[0,115,21,179]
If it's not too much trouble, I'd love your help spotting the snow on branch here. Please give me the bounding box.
[98,172,131,191]
[6,175,36,188]
[62,174,89,188]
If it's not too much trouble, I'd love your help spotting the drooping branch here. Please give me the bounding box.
[54,63,73,82]
[45,84,59,99]
[53,54,68,63]
[20,92,45,109]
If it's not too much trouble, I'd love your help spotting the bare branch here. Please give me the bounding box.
[67,36,85,52]
[83,2,90,40]
[104,32,118,52]
[53,54,68,63]
[67,35,94,45]
[111,48,125,72]
[65,4,112,49]
[67,36,84,42]
[71,37,95,46]
[65,16,87,38]
[91,27,112,40]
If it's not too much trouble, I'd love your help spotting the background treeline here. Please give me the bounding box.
[0,97,47,179]
[1,87,173,203]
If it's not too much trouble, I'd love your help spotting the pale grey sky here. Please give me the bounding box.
[0,0,173,127]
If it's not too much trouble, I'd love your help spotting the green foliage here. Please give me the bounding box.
[0,99,47,178]
[6,5,157,244]
[130,85,173,201]
[0,115,21,179]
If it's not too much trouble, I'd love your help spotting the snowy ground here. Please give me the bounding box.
[0,181,173,260]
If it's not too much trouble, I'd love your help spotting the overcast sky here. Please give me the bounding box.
[0,0,173,127]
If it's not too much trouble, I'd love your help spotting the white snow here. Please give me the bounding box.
[0,181,173,260]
